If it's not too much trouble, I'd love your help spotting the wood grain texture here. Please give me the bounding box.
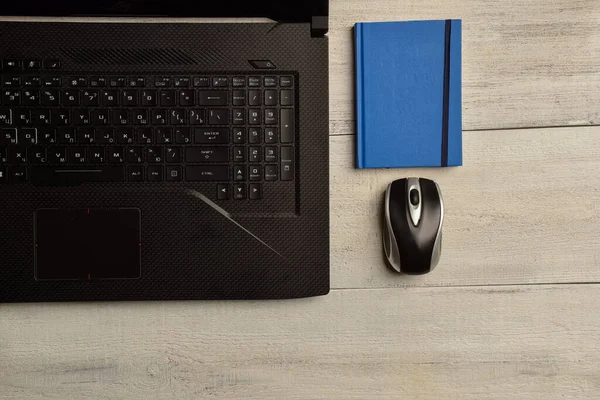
[1,285,599,400]
[331,126,600,289]
[330,0,600,133]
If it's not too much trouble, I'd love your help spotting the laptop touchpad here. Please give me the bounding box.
[35,209,141,280]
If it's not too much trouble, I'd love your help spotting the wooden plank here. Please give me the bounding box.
[330,0,600,133]
[1,285,599,399]
[331,127,600,288]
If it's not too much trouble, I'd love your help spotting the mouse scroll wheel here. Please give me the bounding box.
[409,189,420,206]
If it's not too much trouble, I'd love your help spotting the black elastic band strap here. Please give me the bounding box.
[441,19,452,167]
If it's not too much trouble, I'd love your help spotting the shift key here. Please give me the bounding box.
[186,147,229,163]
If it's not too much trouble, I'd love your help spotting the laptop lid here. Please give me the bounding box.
[1,1,329,23]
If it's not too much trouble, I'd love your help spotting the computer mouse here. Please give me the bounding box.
[383,178,444,275]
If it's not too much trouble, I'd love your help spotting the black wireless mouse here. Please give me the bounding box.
[383,178,444,275]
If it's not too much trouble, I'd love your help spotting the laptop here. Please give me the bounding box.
[0,1,330,302]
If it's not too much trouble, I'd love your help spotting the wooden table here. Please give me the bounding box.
[2,1,600,398]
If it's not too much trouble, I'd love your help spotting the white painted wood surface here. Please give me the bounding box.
[3,0,600,398]
[1,285,599,399]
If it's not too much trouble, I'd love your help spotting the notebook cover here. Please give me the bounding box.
[355,20,462,168]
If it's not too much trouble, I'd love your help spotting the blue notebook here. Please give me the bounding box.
[355,20,462,168]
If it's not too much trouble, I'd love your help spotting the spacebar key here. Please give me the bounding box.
[31,167,125,186]
[186,166,229,181]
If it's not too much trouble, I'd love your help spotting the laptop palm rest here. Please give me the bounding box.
[34,208,141,280]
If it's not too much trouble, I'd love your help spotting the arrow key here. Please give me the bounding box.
[249,184,262,200]
[217,184,230,200]
[233,183,246,200]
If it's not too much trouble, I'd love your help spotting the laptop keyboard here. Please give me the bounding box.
[0,59,296,200]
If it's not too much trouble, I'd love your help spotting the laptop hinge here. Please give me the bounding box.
[311,16,329,37]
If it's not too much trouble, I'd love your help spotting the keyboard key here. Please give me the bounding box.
[248,90,261,106]
[69,77,87,87]
[148,165,163,182]
[281,89,293,106]
[56,128,76,144]
[92,110,110,125]
[3,76,20,87]
[232,77,246,87]
[132,109,149,125]
[101,89,119,106]
[186,147,229,163]
[249,184,263,200]
[174,77,190,87]
[195,128,229,144]
[265,147,278,162]
[265,128,277,144]
[112,109,129,125]
[107,147,125,163]
[3,60,21,70]
[18,128,37,145]
[264,76,277,87]
[248,77,261,87]
[265,164,278,181]
[137,128,154,144]
[233,147,246,163]
[166,166,182,182]
[233,90,246,106]
[3,89,21,105]
[155,77,171,87]
[15,109,30,125]
[81,90,99,106]
[234,165,246,181]
[141,90,158,106]
[233,184,246,199]
[249,165,262,181]
[128,166,144,182]
[166,147,182,163]
[264,90,278,106]
[249,128,260,144]
[186,166,229,181]
[10,147,28,163]
[25,60,41,70]
[193,77,210,87]
[77,128,96,144]
[42,89,59,106]
[43,59,60,69]
[89,147,105,163]
[30,166,125,186]
[147,147,163,163]
[233,109,245,125]
[281,109,294,143]
[117,127,135,144]
[209,109,229,125]
[97,128,115,144]
[198,91,228,106]
[213,77,228,87]
[179,90,194,106]
[22,89,40,105]
[70,147,87,164]
[32,109,51,125]
[23,76,41,87]
[127,147,143,163]
[160,90,176,106]
[280,76,293,87]
[249,109,261,124]
[38,128,56,144]
[0,167,6,183]
[265,109,277,125]
[9,167,27,183]
[156,128,173,144]
[109,77,127,87]
[47,147,68,164]
[89,77,106,87]
[233,128,245,144]
[249,147,261,162]
[63,89,80,106]
[217,184,230,199]
[281,146,294,181]
[27,147,47,164]
[129,77,145,87]
[122,90,138,106]
[170,109,186,125]
[151,109,167,125]
[73,109,90,125]
[175,127,192,144]
[189,109,205,125]
[43,76,61,87]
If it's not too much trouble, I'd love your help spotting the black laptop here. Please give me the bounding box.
[0,1,329,302]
